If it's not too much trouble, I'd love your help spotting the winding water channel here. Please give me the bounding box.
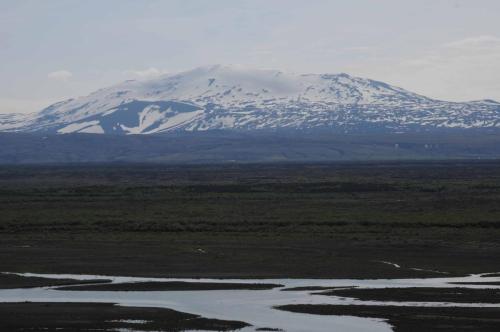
[2,272,500,332]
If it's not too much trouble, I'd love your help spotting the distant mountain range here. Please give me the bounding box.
[1,65,500,134]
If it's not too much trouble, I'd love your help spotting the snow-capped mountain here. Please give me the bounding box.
[2,65,500,134]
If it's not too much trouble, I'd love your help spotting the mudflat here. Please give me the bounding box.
[275,305,500,332]
[56,280,283,291]
[0,302,249,332]
[316,287,500,303]
[0,273,110,289]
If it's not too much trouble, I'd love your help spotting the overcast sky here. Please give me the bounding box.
[1,0,500,113]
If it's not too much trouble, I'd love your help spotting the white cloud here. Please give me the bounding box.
[124,67,168,79]
[351,36,500,102]
[444,35,500,49]
[47,70,73,81]
[342,46,373,53]
[401,36,500,101]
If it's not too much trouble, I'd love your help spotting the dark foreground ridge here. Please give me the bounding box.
[0,302,249,332]
[275,305,500,332]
